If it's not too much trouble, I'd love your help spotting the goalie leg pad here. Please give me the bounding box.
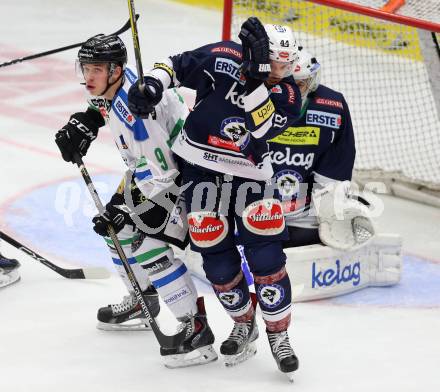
[284,233,403,302]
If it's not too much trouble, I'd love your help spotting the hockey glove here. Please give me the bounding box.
[239,17,271,82]
[127,76,164,118]
[55,109,103,163]
[92,193,133,237]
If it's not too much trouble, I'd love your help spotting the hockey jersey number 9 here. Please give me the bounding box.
[88,67,189,199]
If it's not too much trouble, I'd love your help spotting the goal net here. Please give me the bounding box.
[223,0,440,205]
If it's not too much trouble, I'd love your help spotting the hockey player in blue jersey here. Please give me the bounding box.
[128,17,302,379]
[270,48,401,301]
[269,47,357,243]
[55,34,218,368]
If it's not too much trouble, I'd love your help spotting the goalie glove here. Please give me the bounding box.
[312,181,375,250]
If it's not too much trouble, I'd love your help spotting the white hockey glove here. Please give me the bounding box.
[312,181,375,250]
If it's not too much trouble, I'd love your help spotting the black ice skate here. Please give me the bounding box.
[96,286,160,331]
[220,311,259,367]
[160,297,218,368]
[267,330,299,382]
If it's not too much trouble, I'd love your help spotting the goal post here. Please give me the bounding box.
[222,0,440,206]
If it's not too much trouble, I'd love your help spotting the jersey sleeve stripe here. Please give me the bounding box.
[134,168,153,181]
[243,83,269,112]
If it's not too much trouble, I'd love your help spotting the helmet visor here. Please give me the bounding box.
[270,60,294,79]
[75,59,85,81]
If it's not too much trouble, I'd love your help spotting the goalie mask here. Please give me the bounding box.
[293,47,321,101]
[264,24,299,79]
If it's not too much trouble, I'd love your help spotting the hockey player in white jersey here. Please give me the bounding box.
[0,243,21,288]
[54,34,217,368]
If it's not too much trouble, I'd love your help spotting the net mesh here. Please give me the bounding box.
[230,0,440,191]
[347,0,440,25]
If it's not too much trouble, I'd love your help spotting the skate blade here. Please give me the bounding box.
[223,341,257,367]
[96,319,153,331]
[0,272,20,288]
[164,345,218,369]
[286,372,295,383]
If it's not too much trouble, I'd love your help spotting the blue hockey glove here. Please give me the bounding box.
[239,17,271,81]
[127,76,163,118]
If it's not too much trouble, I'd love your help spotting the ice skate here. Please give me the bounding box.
[220,313,259,367]
[97,286,160,331]
[267,330,299,382]
[161,297,218,368]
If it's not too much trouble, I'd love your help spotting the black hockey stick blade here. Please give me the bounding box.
[151,317,188,348]
[0,15,139,68]
[0,231,110,279]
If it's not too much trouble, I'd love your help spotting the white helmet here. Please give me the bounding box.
[293,47,321,98]
[264,24,299,65]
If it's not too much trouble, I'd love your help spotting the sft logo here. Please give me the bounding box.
[306,110,341,129]
[203,152,218,162]
[225,81,246,108]
[312,259,361,288]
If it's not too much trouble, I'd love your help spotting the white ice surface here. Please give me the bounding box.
[0,1,439,391]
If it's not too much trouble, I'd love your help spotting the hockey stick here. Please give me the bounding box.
[0,15,139,68]
[73,154,188,348]
[127,0,145,86]
[0,230,110,279]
